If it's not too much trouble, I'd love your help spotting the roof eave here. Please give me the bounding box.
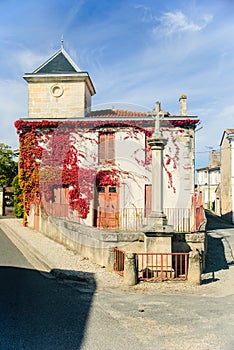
[23,72,96,96]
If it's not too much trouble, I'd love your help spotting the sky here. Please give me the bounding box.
[0,0,234,169]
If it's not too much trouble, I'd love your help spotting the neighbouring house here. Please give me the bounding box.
[220,129,234,223]
[196,150,221,213]
[15,45,201,234]
[0,187,14,216]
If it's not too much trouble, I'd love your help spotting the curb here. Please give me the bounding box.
[0,221,94,283]
[0,221,52,273]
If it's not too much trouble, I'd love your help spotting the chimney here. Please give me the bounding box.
[154,101,161,114]
[179,94,187,116]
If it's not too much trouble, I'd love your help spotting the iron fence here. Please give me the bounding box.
[114,247,125,276]
[120,207,191,232]
[136,252,189,281]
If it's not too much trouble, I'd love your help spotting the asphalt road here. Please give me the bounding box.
[0,228,143,349]
[0,228,96,349]
[1,215,234,350]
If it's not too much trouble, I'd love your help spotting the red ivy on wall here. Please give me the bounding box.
[15,117,199,225]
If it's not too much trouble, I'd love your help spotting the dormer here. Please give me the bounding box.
[23,46,95,119]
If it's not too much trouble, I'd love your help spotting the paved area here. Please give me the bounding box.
[0,214,234,349]
[0,213,234,296]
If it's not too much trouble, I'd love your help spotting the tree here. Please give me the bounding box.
[12,175,24,218]
[0,143,18,187]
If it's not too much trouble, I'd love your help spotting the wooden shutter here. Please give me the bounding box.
[99,133,106,163]
[145,184,152,217]
[98,132,115,163]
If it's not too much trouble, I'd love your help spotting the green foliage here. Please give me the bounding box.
[0,143,18,187]
[12,175,24,218]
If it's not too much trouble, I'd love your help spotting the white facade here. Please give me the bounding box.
[196,150,221,212]
[220,130,234,223]
[22,46,199,232]
[76,124,196,230]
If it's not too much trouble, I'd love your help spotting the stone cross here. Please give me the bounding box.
[151,101,167,138]
[143,102,174,256]
[146,102,169,226]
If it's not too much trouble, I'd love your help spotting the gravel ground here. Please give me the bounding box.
[1,216,234,297]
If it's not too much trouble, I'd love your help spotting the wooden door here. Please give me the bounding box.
[96,185,119,229]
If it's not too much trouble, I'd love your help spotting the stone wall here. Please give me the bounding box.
[28,80,88,119]
[38,213,206,275]
[39,212,144,268]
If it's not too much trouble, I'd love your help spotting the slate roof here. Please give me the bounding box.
[30,47,81,75]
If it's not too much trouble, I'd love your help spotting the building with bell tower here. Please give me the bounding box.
[23,44,95,119]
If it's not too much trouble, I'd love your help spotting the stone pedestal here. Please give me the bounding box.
[188,250,201,285]
[124,252,137,286]
[144,231,173,253]
[143,225,174,279]
[143,224,174,253]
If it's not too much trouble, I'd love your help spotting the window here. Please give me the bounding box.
[98,132,115,163]
[98,186,105,193]
[109,187,117,193]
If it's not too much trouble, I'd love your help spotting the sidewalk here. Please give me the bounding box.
[0,218,124,293]
[0,217,233,296]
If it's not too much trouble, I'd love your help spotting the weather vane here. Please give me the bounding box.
[61,35,64,49]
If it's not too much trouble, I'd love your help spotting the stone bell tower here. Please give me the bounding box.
[23,43,96,119]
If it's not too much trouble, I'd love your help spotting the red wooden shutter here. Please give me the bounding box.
[99,133,106,163]
[98,132,115,163]
[107,132,115,162]
[145,184,152,217]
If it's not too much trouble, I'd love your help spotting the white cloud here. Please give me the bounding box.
[155,10,213,36]
[15,50,52,73]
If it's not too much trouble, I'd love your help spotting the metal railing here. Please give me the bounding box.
[114,248,125,276]
[136,252,189,281]
[164,208,191,232]
[120,207,191,232]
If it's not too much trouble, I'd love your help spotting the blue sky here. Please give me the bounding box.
[0,0,234,169]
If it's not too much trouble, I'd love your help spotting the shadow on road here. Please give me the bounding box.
[205,210,234,231]
[0,266,96,349]
[202,210,234,284]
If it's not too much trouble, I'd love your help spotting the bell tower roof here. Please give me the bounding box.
[23,46,96,97]
[30,47,81,75]
[23,44,96,119]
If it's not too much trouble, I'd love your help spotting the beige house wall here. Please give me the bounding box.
[221,133,232,218]
[28,80,90,119]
